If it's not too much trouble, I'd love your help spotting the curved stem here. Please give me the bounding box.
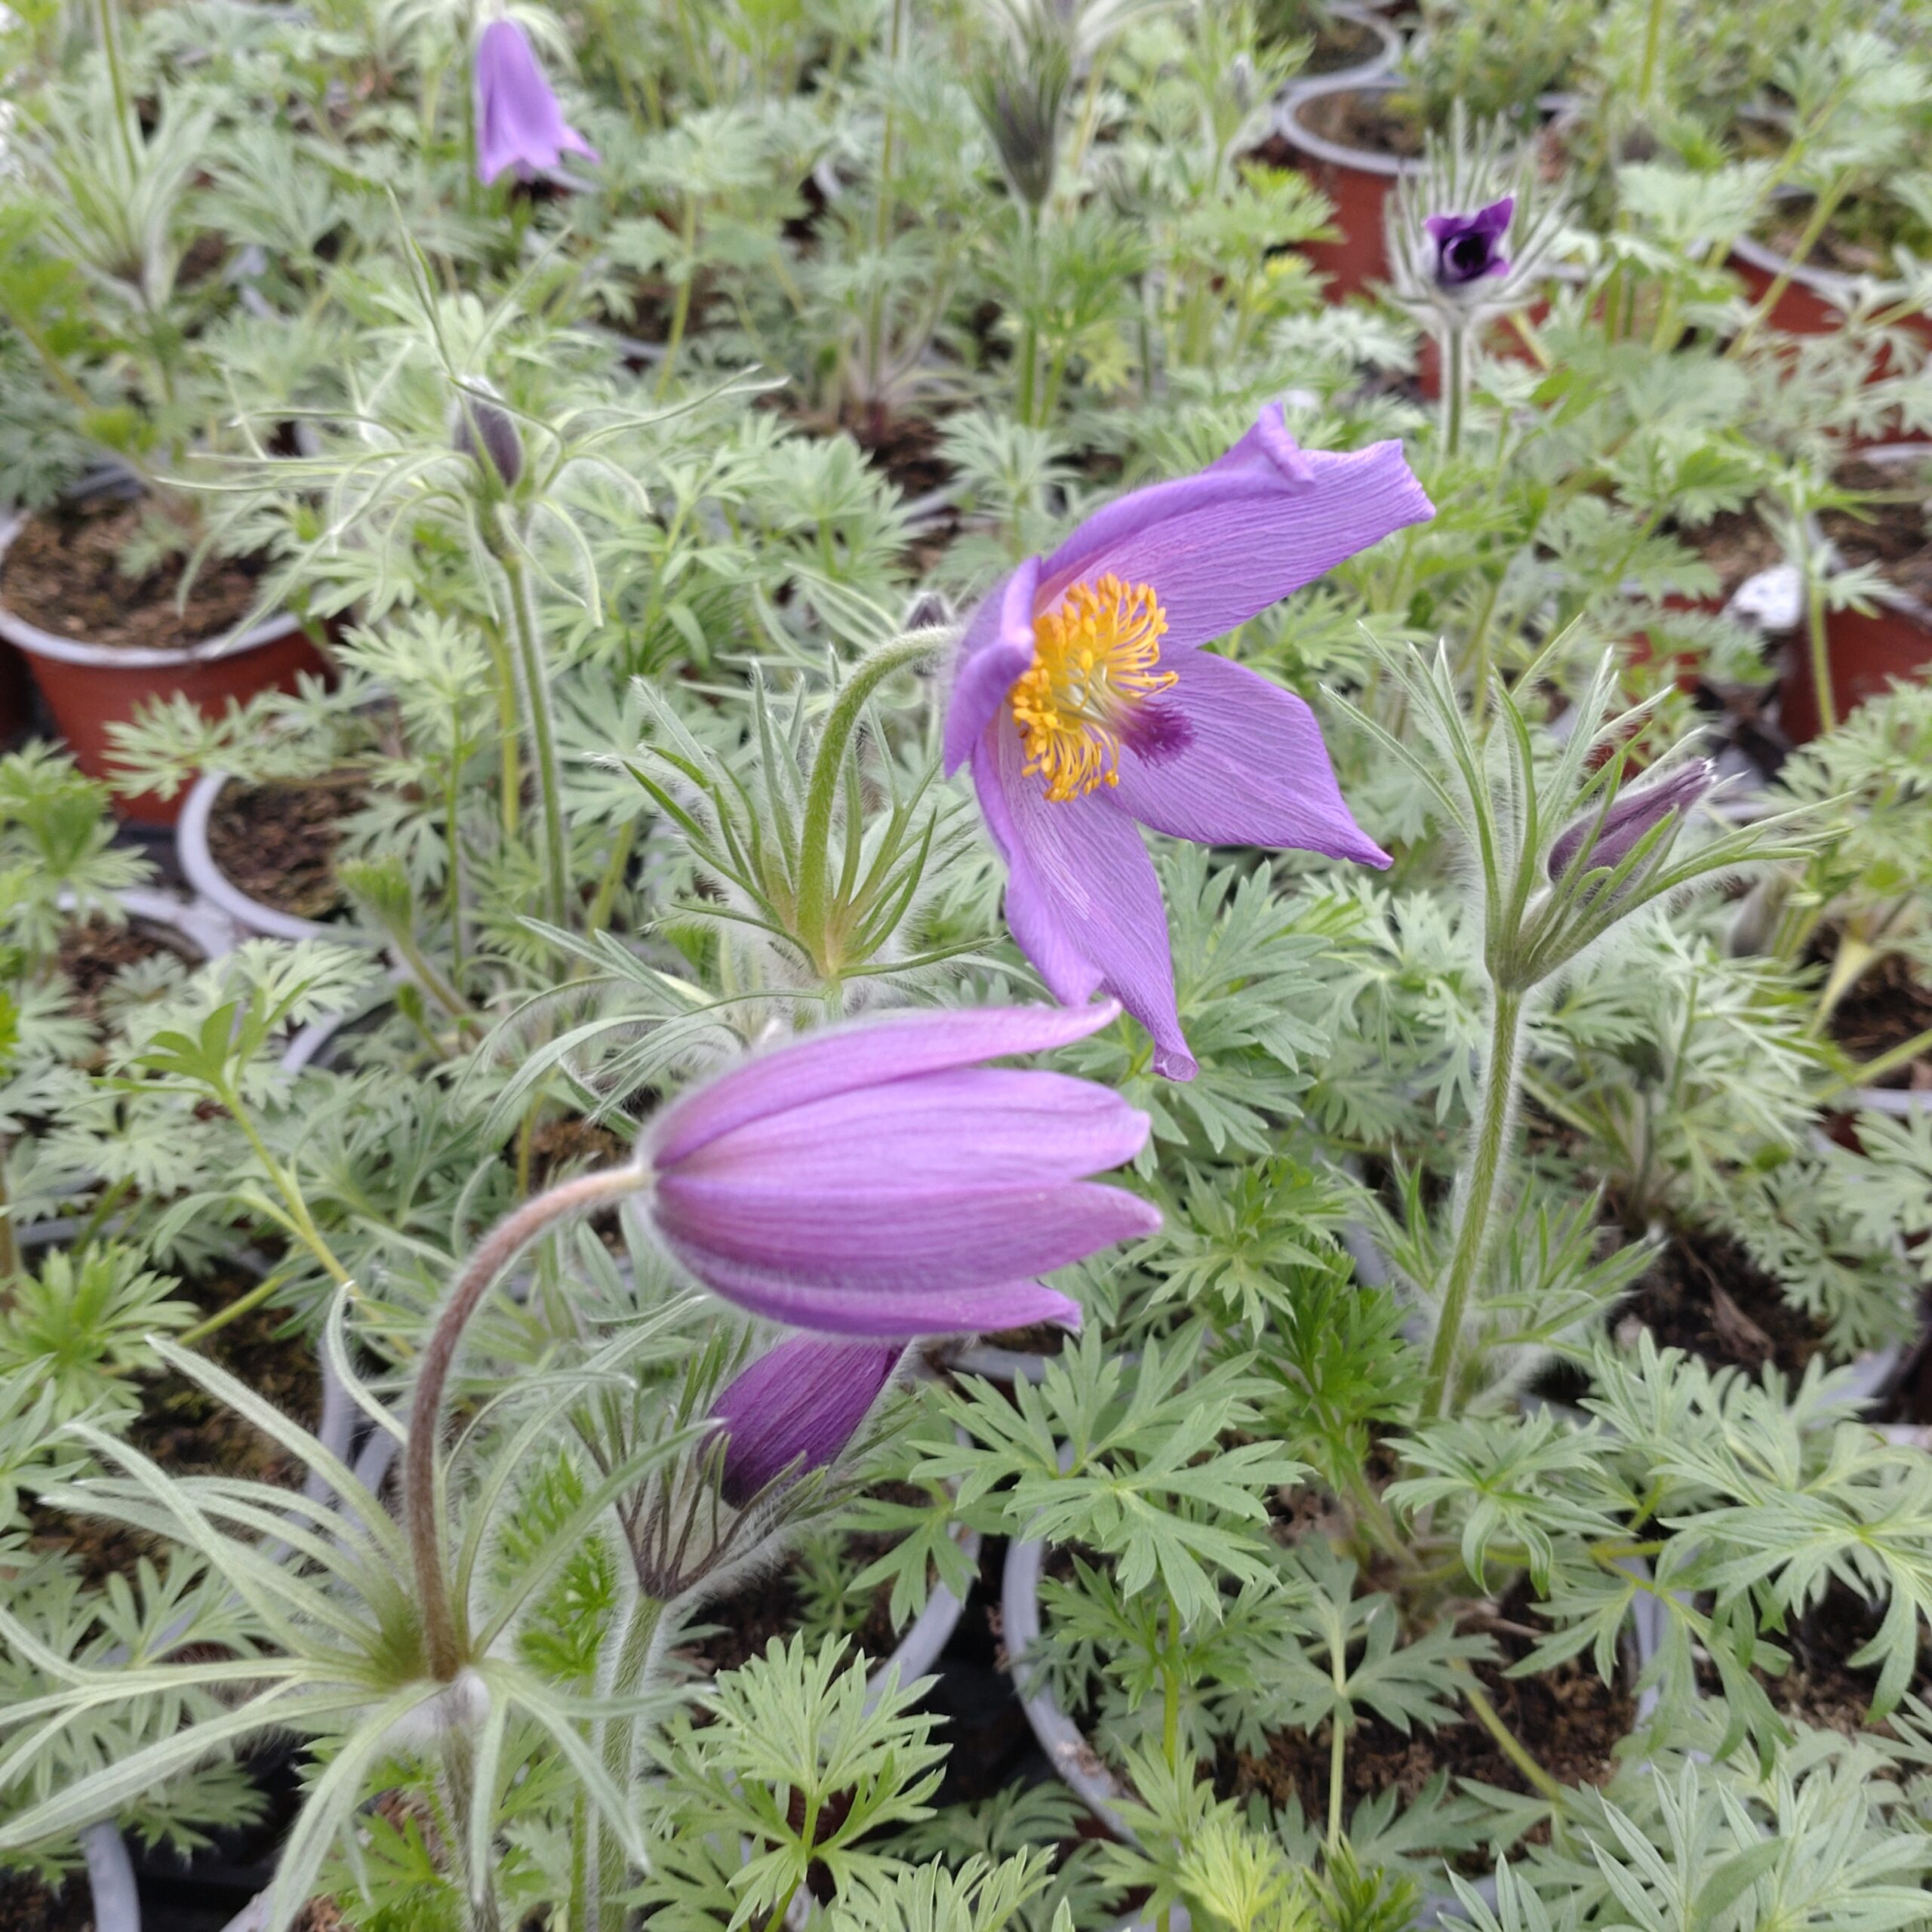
[1456,1668,1568,1807]
[1420,988,1524,1420]
[405,1166,645,1681]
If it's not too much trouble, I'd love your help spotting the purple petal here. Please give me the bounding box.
[1473,195,1515,238]
[473,19,599,186]
[1035,408,1433,654]
[646,1001,1122,1170]
[710,1337,903,1506]
[943,558,1041,777]
[671,1069,1151,1190]
[976,717,1196,1081]
[654,1177,1161,1294]
[1109,652,1390,866]
[661,1253,1086,1340]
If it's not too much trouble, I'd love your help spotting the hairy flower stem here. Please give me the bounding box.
[1635,0,1668,110]
[592,1592,668,1932]
[443,1734,506,1932]
[405,1167,645,1681]
[794,629,940,973]
[1440,318,1468,460]
[1804,551,1838,737]
[1421,989,1525,1420]
[494,531,572,934]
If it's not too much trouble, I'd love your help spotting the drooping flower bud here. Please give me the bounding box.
[1424,195,1515,293]
[472,16,598,186]
[449,378,524,490]
[1549,758,1717,888]
[904,591,952,632]
[709,1336,903,1507]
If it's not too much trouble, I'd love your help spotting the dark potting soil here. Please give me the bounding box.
[842,401,955,503]
[1299,84,1428,161]
[2,500,263,651]
[0,1869,88,1932]
[56,915,198,1027]
[1827,949,1932,1091]
[1820,457,1932,609]
[1616,1225,1826,1380]
[1299,11,1385,75]
[28,1283,320,1586]
[1220,1583,1632,1834]
[1761,203,1932,283]
[680,1483,940,1679]
[206,779,364,921]
[1677,506,1787,600]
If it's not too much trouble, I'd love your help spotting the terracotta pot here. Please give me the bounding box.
[1275,75,1420,299]
[0,514,329,828]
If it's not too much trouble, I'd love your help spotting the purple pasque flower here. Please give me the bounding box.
[941,402,1433,1081]
[641,1001,1157,1337]
[1549,758,1717,888]
[709,1337,903,1506]
[1424,196,1514,292]
[472,17,598,186]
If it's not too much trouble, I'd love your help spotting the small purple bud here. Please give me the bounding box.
[905,591,952,632]
[472,17,598,186]
[1549,758,1716,887]
[1423,195,1515,291]
[709,1337,903,1507]
[449,379,524,488]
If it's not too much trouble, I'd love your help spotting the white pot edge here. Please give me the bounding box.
[0,509,306,672]
[1278,5,1403,103]
[1275,72,1422,180]
[177,769,352,946]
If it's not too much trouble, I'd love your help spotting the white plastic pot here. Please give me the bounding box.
[177,769,358,944]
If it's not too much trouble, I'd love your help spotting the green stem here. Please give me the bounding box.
[444,737,469,987]
[586,818,638,935]
[1822,1020,1932,1098]
[592,1592,667,1932]
[94,0,139,180]
[1326,1713,1346,1860]
[404,1166,645,1681]
[1635,0,1669,111]
[220,1086,358,1294]
[483,623,522,841]
[495,532,572,934]
[443,1733,505,1932]
[654,198,702,403]
[0,1146,17,1285]
[1804,553,1838,738]
[793,630,941,971]
[1728,181,1848,361]
[176,1269,286,1348]
[1457,1669,1568,1807]
[1420,988,1524,1420]
[1441,317,1467,460]
[862,0,906,401]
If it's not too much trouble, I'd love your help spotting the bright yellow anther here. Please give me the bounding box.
[1010,575,1174,802]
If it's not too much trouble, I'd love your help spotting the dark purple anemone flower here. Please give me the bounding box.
[709,1337,902,1506]
[641,1002,1156,1337]
[472,18,598,186]
[941,402,1433,1080]
[1424,196,1514,291]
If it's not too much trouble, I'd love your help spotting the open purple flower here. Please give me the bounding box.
[941,403,1433,1080]
[1424,196,1514,291]
[641,1002,1156,1337]
[709,1337,902,1506]
[472,18,598,186]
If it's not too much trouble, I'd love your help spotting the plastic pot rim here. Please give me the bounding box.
[0,512,307,673]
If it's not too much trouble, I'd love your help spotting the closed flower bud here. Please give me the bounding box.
[1549,758,1716,887]
[449,378,524,489]
[709,1336,902,1507]
[971,35,1072,211]
[905,591,952,632]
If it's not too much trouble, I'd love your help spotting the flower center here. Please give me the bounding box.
[1010,574,1174,802]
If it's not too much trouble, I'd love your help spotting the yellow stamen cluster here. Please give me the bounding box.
[1010,575,1174,802]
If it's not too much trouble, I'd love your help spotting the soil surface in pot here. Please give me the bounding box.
[56,912,199,1027]
[1759,203,1932,282]
[27,1278,321,1585]
[1820,458,1932,608]
[678,1482,941,1679]
[1297,11,1386,75]
[1827,949,1932,1092]
[1298,84,1426,159]
[1220,1580,1632,1840]
[4,499,263,651]
[207,778,365,921]
[1617,1224,1828,1381]
[0,1869,89,1932]
[1675,507,1787,601]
